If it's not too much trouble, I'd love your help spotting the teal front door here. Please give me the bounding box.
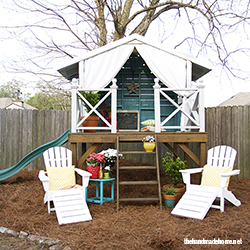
[115,52,180,130]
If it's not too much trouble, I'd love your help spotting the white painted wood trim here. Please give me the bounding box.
[198,84,205,132]
[186,61,192,88]
[73,81,118,132]
[111,79,118,133]
[153,78,161,133]
[79,60,85,87]
[71,85,78,133]
[72,80,205,132]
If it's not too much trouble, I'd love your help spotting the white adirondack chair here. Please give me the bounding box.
[38,146,92,224]
[171,145,241,220]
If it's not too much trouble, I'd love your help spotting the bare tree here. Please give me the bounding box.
[26,81,71,110]
[1,0,250,81]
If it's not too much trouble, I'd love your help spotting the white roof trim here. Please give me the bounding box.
[57,34,211,72]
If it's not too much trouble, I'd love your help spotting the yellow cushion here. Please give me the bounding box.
[46,166,76,191]
[201,165,233,189]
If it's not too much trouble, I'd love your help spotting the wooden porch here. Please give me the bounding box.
[69,131,208,169]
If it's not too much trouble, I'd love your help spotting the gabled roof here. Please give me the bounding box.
[58,34,211,82]
[218,92,250,106]
[0,98,37,110]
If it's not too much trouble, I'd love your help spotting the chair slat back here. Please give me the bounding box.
[43,147,72,168]
[207,145,237,167]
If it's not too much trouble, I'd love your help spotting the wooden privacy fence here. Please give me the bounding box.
[0,109,71,171]
[205,106,250,179]
[0,106,249,178]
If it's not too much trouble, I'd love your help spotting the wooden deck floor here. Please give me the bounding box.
[68,132,208,169]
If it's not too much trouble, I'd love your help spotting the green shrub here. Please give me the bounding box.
[162,152,186,186]
[79,91,100,114]
[162,186,177,195]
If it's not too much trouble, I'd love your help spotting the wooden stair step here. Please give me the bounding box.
[119,180,158,185]
[119,165,157,170]
[116,136,162,211]
[119,197,160,202]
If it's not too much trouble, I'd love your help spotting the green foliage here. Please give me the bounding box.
[79,91,100,114]
[162,186,177,196]
[26,82,71,110]
[0,80,24,99]
[162,152,186,186]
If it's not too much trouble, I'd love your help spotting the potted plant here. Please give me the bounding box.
[99,148,123,168]
[86,153,106,179]
[162,152,187,202]
[142,135,155,152]
[79,91,101,132]
[162,186,177,207]
[103,166,112,179]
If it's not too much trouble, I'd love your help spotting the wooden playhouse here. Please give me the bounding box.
[57,34,211,209]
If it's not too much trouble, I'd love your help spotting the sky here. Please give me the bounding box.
[1,1,250,107]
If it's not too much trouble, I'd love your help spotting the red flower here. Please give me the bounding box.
[86,153,106,166]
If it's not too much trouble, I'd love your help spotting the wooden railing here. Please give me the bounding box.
[153,79,205,132]
[71,78,205,133]
[71,79,118,133]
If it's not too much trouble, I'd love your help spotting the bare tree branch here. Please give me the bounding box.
[1,0,250,85]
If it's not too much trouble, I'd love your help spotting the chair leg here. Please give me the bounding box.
[223,190,241,207]
[220,196,224,212]
[48,201,51,213]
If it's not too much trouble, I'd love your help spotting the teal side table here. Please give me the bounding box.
[86,178,115,205]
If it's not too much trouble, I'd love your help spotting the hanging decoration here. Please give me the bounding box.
[127,70,140,94]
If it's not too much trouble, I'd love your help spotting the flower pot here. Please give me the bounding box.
[105,161,115,168]
[164,199,176,207]
[87,165,100,179]
[80,116,99,133]
[163,194,177,207]
[143,142,156,152]
[163,183,186,203]
[104,172,110,179]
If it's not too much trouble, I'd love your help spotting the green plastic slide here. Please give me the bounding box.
[0,129,71,181]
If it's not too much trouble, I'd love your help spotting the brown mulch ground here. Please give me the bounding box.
[0,159,250,250]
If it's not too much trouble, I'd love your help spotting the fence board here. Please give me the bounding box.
[206,106,250,179]
[0,107,249,178]
[0,109,71,171]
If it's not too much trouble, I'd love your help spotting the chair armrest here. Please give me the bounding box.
[38,170,49,192]
[38,170,49,181]
[75,168,92,188]
[180,168,204,185]
[75,168,92,177]
[220,169,240,177]
[220,170,240,189]
[180,168,204,174]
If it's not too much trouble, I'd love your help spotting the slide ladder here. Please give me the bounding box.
[116,136,162,211]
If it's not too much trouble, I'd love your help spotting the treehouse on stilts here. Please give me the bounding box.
[57,34,211,210]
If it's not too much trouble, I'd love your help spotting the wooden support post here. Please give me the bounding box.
[184,142,190,168]
[174,143,178,160]
[77,143,102,169]
[177,143,200,167]
[80,143,87,170]
[199,142,206,167]
[164,142,178,156]
[71,143,77,167]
